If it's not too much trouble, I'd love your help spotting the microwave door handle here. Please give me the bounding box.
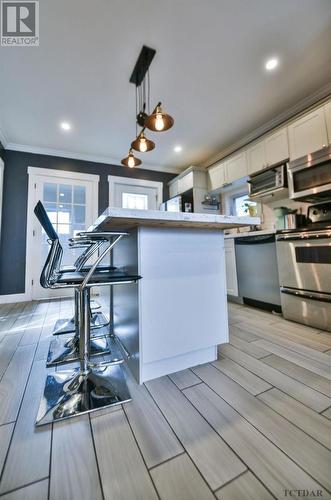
[281,287,331,304]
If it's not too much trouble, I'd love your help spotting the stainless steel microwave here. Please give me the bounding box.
[287,145,331,202]
[248,161,288,201]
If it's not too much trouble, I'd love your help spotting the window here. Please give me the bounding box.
[42,182,87,264]
[122,192,148,210]
[232,193,257,217]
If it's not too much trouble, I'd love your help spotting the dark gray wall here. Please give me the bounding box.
[0,149,175,295]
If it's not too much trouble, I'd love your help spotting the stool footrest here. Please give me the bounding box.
[36,364,131,426]
[53,312,110,336]
[46,334,113,366]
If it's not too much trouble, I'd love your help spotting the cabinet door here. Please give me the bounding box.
[324,102,331,145]
[208,163,225,191]
[224,239,238,296]
[288,108,328,160]
[169,180,179,198]
[265,128,289,166]
[178,171,194,194]
[226,152,247,183]
[247,141,266,175]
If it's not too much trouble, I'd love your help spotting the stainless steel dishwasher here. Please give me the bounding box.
[235,233,281,312]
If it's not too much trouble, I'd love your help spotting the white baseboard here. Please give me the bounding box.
[0,293,31,304]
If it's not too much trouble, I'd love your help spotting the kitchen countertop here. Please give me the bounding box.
[90,208,260,231]
[224,228,276,239]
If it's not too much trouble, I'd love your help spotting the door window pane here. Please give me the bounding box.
[74,186,86,204]
[122,192,148,210]
[59,184,72,204]
[44,183,57,202]
[73,205,85,224]
[42,182,87,266]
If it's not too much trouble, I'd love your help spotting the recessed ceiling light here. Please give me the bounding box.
[174,145,182,153]
[60,121,71,131]
[265,58,279,71]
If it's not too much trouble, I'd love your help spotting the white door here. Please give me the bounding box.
[108,176,163,210]
[27,169,99,300]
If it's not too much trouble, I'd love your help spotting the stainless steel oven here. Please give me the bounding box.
[287,145,331,202]
[276,229,331,331]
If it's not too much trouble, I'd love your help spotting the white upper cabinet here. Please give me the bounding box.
[247,128,289,175]
[288,108,328,160]
[208,162,226,191]
[264,128,289,165]
[169,168,208,197]
[169,179,179,198]
[247,140,266,175]
[226,152,247,183]
[324,102,331,144]
[178,171,194,194]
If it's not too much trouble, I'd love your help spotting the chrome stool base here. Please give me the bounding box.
[36,364,131,426]
[53,312,110,336]
[46,334,112,366]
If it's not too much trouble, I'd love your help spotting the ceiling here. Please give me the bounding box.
[0,0,331,173]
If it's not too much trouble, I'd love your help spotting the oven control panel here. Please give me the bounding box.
[307,202,331,225]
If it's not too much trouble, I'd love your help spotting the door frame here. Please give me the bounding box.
[26,166,99,300]
[108,175,163,209]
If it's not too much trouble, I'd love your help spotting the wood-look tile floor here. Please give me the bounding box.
[0,298,331,500]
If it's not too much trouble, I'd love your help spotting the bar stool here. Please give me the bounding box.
[52,237,114,336]
[34,202,141,425]
[34,202,116,366]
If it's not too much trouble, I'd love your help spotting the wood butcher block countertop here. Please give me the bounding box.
[90,208,260,231]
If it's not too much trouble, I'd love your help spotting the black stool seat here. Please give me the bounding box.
[57,270,141,285]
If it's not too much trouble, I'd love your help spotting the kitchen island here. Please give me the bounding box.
[92,209,259,383]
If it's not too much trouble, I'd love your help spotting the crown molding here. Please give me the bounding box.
[201,83,331,169]
[5,143,182,174]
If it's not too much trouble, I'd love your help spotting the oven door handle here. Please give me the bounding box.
[281,287,331,304]
[277,232,331,241]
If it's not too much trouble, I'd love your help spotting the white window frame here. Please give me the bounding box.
[222,183,261,218]
[26,167,99,300]
[108,175,163,209]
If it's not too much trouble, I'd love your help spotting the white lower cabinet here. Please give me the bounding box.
[224,238,238,296]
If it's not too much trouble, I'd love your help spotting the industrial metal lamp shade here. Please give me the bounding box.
[121,148,142,168]
[145,105,174,132]
[131,132,155,152]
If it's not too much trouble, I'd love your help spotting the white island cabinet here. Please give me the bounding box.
[92,208,259,383]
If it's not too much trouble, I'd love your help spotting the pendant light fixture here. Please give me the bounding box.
[121,46,174,168]
[121,148,142,168]
[131,131,155,152]
[145,102,174,132]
